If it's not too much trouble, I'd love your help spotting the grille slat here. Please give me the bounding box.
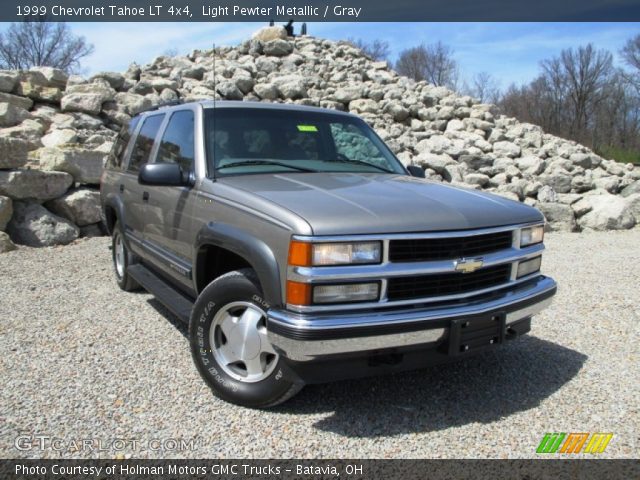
[387,264,511,301]
[389,231,513,263]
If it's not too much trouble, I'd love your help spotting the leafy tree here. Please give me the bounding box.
[0,20,94,73]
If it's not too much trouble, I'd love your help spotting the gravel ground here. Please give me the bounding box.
[0,230,638,459]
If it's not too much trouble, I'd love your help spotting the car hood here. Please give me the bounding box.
[220,173,543,235]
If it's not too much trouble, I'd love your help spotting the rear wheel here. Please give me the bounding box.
[111,221,139,291]
[189,268,302,408]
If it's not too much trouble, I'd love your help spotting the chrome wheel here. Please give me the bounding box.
[114,232,125,278]
[209,301,278,383]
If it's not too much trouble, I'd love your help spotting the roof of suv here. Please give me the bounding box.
[135,99,357,118]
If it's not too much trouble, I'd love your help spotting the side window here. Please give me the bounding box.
[127,114,165,173]
[106,116,139,170]
[330,123,387,167]
[156,110,195,172]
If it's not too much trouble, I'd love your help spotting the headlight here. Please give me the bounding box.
[517,256,542,278]
[289,241,382,266]
[520,225,544,247]
[313,283,380,304]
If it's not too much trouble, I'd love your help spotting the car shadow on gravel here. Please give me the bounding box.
[276,336,587,437]
[147,299,189,338]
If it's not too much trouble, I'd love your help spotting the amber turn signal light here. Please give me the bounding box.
[286,280,311,306]
[288,241,312,267]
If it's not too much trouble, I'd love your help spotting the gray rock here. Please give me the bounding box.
[540,170,572,193]
[569,152,601,169]
[90,71,126,90]
[537,185,558,203]
[7,201,79,247]
[571,198,592,217]
[253,83,279,100]
[493,141,521,158]
[45,188,101,226]
[459,154,493,170]
[333,86,362,104]
[0,103,31,128]
[464,173,490,187]
[620,180,640,197]
[114,92,153,116]
[0,91,34,110]
[38,147,107,184]
[414,152,456,174]
[61,84,115,114]
[0,195,12,231]
[384,102,409,121]
[349,99,378,114]
[263,39,293,57]
[593,176,620,193]
[79,223,104,238]
[516,156,546,175]
[0,70,19,93]
[252,26,287,42]
[216,80,243,100]
[0,137,30,169]
[0,170,73,201]
[41,129,79,148]
[273,75,307,100]
[13,71,62,102]
[0,230,16,252]
[537,202,577,232]
[577,194,636,231]
[29,67,68,89]
[624,193,640,221]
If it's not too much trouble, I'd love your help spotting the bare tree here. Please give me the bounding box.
[621,34,640,72]
[347,38,390,61]
[464,72,501,103]
[0,20,94,73]
[395,42,458,90]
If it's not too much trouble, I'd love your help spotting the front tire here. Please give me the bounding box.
[189,268,302,408]
[111,221,140,292]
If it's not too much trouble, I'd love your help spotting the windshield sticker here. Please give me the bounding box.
[297,125,318,132]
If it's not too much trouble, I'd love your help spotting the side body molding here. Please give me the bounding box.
[194,222,283,306]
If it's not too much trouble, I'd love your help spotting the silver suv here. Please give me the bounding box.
[100,100,557,408]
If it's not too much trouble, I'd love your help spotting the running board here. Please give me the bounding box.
[128,264,193,323]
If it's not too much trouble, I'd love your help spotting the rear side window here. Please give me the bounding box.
[127,114,164,173]
[106,116,140,170]
[156,110,195,173]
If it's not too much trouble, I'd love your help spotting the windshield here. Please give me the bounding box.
[204,107,407,176]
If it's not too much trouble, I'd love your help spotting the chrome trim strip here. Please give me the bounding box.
[287,244,544,283]
[287,272,545,314]
[268,276,556,361]
[291,222,543,243]
[269,328,446,361]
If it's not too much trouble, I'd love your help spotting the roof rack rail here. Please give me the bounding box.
[136,99,185,115]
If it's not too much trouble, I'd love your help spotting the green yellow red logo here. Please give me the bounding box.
[537,433,613,454]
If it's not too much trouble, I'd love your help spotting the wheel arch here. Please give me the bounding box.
[194,223,282,307]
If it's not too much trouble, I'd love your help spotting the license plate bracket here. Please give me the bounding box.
[448,312,506,356]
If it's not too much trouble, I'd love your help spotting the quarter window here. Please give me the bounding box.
[128,114,164,173]
[156,110,195,172]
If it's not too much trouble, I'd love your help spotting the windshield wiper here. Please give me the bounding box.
[325,158,395,173]
[216,160,318,173]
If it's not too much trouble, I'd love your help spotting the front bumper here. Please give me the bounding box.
[267,275,556,362]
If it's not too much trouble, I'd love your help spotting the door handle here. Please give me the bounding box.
[119,184,124,193]
[142,191,149,202]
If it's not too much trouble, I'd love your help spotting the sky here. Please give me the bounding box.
[4,22,639,87]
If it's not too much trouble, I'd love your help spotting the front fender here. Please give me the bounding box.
[194,223,282,306]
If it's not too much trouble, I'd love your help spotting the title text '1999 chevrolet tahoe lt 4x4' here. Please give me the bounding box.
[100,100,557,408]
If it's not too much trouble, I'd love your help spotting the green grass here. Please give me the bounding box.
[596,146,640,165]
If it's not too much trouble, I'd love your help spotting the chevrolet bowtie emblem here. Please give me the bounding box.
[454,257,484,274]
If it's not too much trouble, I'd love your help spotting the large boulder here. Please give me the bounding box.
[0,170,73,201]
[61,83,116,115]
[45,188,101,226]
[272,75,307,99]
[113,92,153,116]
[0,137,30,169]
[537,202,577,232]
[577,194,636,231]
[0,70,19,93]
[625,193,640,221]
[13,70,63,102]
[0,103,31,128]
[7,201,79,247]
[252,26,287,42]
[263,39,293,57]
[38,147,107,184]
[0,91,34,110]
[41,129,79,148]
[0,195,12,231]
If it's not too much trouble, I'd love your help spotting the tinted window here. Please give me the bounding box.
[205,108,405,176]
[128,114,164,172]
[106,116,140,170]
[156,110,195,172]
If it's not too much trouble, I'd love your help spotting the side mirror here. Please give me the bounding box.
[139,163,192,187]
[407,165,426,178]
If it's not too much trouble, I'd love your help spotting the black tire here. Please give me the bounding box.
[111,221,140,292]
[189,268,302,408]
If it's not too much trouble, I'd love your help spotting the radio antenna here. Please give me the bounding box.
[212,42,217,104]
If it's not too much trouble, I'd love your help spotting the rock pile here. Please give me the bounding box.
[1,26,639,251]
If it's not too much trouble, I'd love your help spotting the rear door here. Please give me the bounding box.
[142,109,198,290]
[121,113,165,257]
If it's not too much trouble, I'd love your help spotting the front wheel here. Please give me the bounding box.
[189,269,302,408]
[111,221,139,292]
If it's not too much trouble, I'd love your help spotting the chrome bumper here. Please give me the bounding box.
[267,276,557,362]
